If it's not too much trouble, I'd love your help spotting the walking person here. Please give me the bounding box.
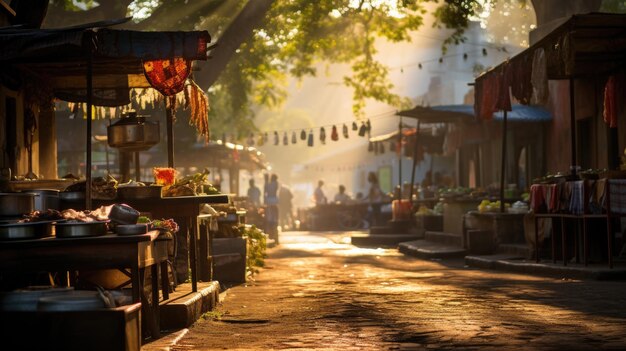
[278,184,294,230]
[366,172,385,227]
[264,174,280,244]
[247,179,261,207]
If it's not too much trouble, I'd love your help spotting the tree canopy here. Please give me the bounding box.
[45,0,525,140]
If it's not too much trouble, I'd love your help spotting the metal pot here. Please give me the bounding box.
[0,193,35,216]
[55,221,108,238]
[107,111,160,152]
[26,189,60,211]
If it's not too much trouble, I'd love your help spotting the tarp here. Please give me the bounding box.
[398,104,552,123]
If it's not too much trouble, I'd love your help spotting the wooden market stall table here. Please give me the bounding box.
[62,194,230,292]
[304,202,378,231]
[464,211,526,254]
[529,179,624,267]
[441,197,483,237]
[0,230,168,339]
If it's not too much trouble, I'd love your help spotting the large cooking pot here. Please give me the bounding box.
[26,189,59,211]
[107,111,160,152]
[0,193,35,216]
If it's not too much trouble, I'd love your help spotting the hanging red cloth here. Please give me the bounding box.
[143,58,192,96]
[604,75,618,128]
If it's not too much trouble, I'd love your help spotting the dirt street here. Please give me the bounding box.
[171,231,626,350]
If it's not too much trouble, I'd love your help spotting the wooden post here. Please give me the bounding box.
[409,120,421,201]
[85,43,93,210]
[166,100,175,168]
[500,110,508,213]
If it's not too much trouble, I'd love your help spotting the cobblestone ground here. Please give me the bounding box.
[171,231,626,350]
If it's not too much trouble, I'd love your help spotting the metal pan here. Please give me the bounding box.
[55,221,108,238]
[0,221,56,240]
[114,224,148,236]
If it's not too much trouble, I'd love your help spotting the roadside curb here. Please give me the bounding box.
[398,240,466,259]
[465,255,626,281]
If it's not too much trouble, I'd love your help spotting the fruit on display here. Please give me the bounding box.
[477,200,510,213]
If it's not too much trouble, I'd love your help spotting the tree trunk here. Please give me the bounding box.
[194,0,275,89]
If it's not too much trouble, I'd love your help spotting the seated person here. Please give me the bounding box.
[333,185,351,204]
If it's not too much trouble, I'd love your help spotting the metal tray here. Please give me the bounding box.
[0,221,56,240]
[114,224,148,236]
[55,221,108,238]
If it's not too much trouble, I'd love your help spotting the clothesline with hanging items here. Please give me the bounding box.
[244,110,398,147]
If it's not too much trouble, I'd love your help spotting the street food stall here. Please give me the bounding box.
[0,15,233,347]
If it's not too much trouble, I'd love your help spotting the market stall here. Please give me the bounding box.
[0,16,228,344]
[475,13,626,266]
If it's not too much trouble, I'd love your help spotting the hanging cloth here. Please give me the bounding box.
[531,48,549,105]
[331,125,339,141]
[300,129,307,140]
[342,124,349,138]
[603,75,618,128]
[308,130,314,147]
[292,131,297,144]
[320,127,326,144]
[283,132,289,145]
[143,58,192,96]
[510,54,533,105]
[358,122,367,137]
[495,64,512,112]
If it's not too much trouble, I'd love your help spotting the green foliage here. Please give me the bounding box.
[201,310,223,320]
[601,0,626,13]
[432,0,488,53]
[239,224,267,277]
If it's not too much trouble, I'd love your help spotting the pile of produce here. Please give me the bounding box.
[477,200,510,213]
[157,168,220,197]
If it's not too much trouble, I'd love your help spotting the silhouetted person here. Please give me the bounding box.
[264,174,280,243]
[247,179,261,207]
[334,185,351,204]
[313,180,327,205]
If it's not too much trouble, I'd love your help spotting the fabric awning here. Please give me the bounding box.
[0,23,210,104]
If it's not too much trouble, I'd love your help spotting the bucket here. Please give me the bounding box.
[392,199,412,220]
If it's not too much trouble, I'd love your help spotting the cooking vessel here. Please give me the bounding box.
[55,221,108,238]
[107,111,160,152]
[115,224,148,236]
[117,185,162,199]
[0,220,55,240]
[0,192,35,216]
[38,291,107,311]
[109,204,140,225]
[26,189,60,211]
[0,286,74,312]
